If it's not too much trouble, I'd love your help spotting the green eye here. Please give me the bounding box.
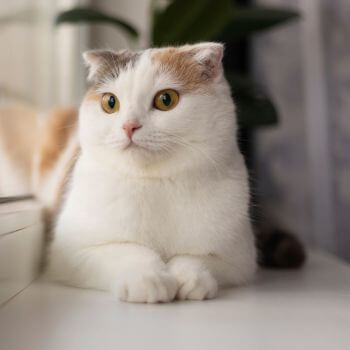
[154,89,179,111]
[101,93,119,114]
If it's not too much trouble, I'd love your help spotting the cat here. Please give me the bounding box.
[35,42,257,303]
[0,42,305,302]
[0,104,38,196]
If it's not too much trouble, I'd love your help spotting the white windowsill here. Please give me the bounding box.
[0,251,349,350]
[0,198,43,306]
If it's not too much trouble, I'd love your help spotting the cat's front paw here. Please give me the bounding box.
[115,267,178,304]
[168,256,218,300]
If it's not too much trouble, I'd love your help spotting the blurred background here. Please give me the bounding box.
[0,0,349,262]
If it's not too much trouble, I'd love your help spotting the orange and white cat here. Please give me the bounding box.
[36,43,257,303]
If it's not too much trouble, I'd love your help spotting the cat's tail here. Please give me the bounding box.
[255,226,306,269]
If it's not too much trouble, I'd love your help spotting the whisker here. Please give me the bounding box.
[159,131,224,176]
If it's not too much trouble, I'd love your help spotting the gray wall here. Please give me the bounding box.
[322,0,350,260]
[253,0,350,261]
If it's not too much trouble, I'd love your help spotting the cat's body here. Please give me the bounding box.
[49,152,255,297]
[41,43,257,302]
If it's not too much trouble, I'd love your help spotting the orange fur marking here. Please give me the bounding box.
[36,106,80,232]
[85,89,101,102]
[152,48,207,92]
[38,106,78,177]
[0,104,38,186]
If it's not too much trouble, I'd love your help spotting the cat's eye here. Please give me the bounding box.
[153,89,179,111]
[101,93,120,114]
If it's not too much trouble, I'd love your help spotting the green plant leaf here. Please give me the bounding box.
[55,7,138,38]
[152,0,233,46]
[226,72,278,128]
[218,5,299,41]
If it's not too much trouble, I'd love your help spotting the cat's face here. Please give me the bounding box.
[79,43,236,174]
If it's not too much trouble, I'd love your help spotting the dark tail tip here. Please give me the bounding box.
[256,228,306,269]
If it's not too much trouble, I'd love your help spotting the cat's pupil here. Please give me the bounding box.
[108,95,115,109]
[161,93,171,106]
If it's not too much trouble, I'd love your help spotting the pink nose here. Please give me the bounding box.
[122,121,142,140]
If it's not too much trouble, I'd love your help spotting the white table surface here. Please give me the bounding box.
[1,251,350,350]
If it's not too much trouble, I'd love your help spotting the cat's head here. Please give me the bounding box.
[79,42,237,176]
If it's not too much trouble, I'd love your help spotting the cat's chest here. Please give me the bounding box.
[65,168,207,253]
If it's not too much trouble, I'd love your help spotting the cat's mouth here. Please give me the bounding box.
[124,140,147,151]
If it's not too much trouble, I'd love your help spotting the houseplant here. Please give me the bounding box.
[56,0,299,129]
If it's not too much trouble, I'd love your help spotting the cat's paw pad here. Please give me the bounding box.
[169,258,218,300]
[116,269,178,304]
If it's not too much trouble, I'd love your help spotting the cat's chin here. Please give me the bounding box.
[122,142,154,160]
[115,145,185,177]
[118,144,165,168]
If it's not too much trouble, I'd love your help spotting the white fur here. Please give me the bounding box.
[46,43,257,303]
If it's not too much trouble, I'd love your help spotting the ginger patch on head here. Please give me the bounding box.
[152,48,204,92]
[151,44,223,93]
[85,89,101,102]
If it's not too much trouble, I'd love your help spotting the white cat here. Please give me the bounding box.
[43,42,256,303]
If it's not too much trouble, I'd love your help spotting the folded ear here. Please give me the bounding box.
[83,50,116,82]
[188,42,224,80]
[82,49,139,83]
